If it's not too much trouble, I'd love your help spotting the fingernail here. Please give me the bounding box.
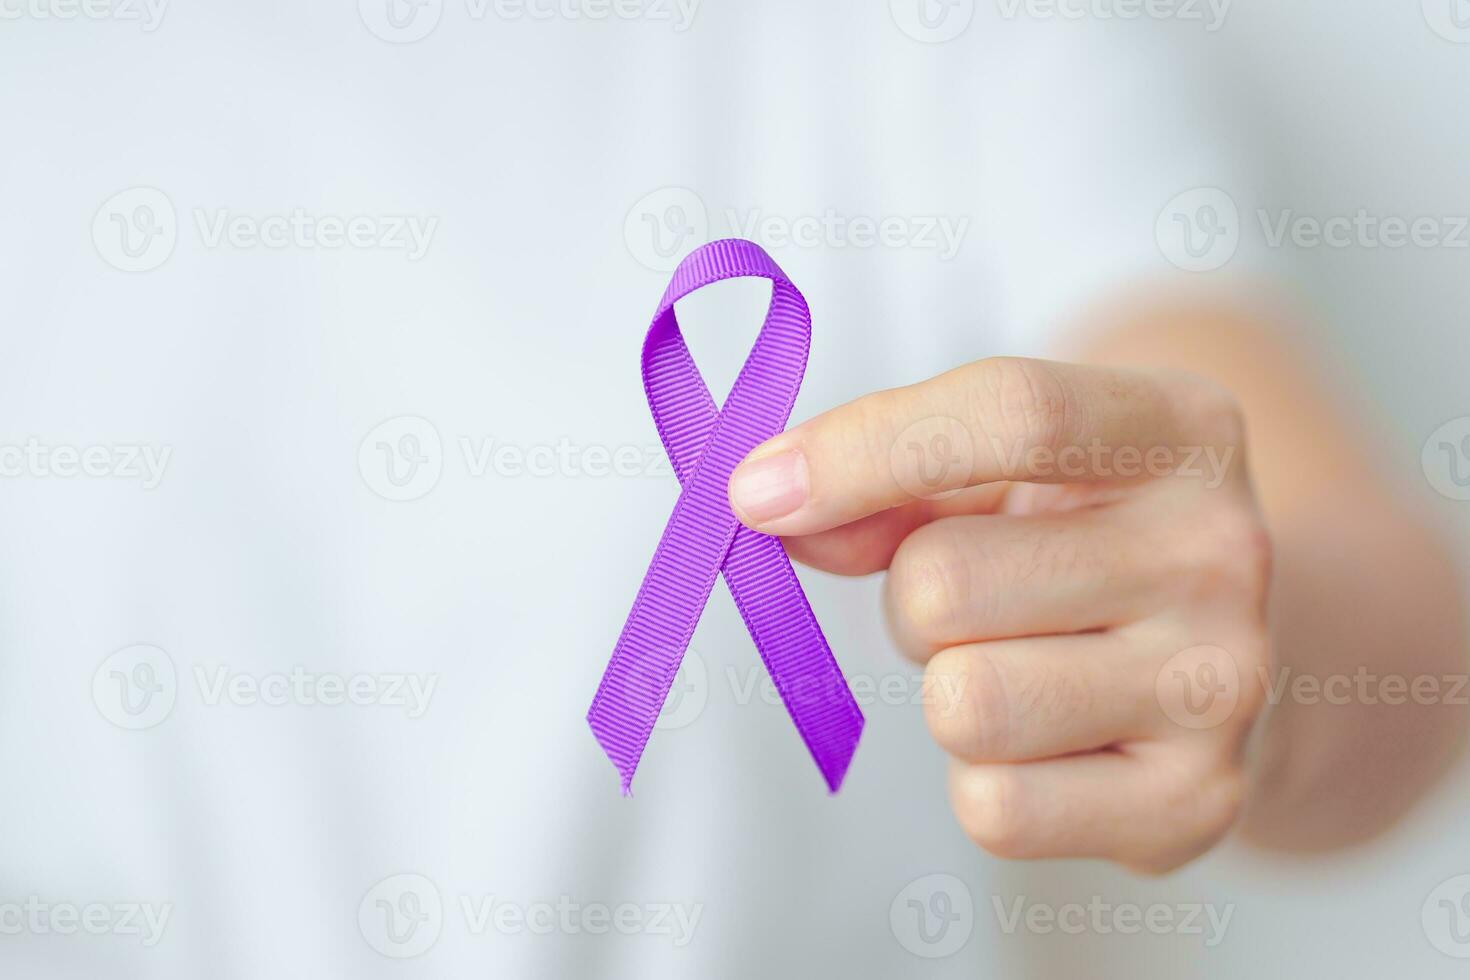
[729,450,808,524]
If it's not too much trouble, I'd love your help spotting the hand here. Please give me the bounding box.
[727,357,1272,874]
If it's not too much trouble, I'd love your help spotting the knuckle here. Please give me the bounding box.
[1137,757,1246,868]
[924,647,1015,761]
[1019,649,1095,724]
[1229,635,1273,725]
[1174,503,1274,604]
[1171,371,1247,449]
[1217,507,1274,590]
[972,357,1073,458]
[827,394,896,484]
[950,767,1033,858]
[885,523,972,646]
[1195,767,1248,844]
[1028,523,1095,585]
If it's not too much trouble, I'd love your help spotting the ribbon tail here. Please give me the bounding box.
[588,476,740,794]
[723,526,865,792]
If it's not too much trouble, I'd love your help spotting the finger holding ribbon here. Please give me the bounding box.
[727,357,1273,873]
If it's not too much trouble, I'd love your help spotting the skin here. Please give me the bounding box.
[726,292,1468,874]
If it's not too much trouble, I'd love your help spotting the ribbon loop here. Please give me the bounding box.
[588,239,864,794]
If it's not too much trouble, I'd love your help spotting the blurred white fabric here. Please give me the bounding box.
[0,2,1467,978]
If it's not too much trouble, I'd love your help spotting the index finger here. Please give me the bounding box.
[726,356,1239,536]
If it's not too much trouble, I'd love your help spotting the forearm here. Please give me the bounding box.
[1060,288,1469,851]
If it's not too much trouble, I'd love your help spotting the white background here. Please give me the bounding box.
[1,0,1469,977]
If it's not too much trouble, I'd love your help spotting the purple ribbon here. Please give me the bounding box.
[588,239,865,794]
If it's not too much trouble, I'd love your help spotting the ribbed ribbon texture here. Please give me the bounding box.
[587,239,864,794]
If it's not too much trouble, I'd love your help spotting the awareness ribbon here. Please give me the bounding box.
[588,239,864,794]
